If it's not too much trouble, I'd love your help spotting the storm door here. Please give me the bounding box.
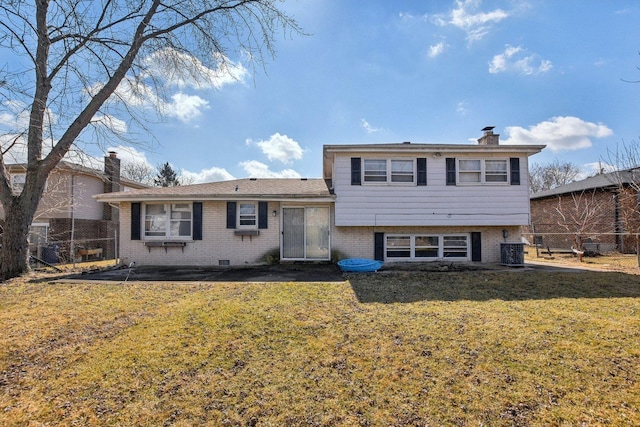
[281,207,330,260]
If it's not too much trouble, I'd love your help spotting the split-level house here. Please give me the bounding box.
[95,128,544,266]
[0,152,148,262]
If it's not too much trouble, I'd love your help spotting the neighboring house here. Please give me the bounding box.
[526,170,640,254]
[95,128,544,266]
[0,152,148,262]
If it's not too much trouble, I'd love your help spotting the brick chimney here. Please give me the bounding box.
[103,151,121,221]
[477,126,499,145]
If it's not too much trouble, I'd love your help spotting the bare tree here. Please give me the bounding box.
[529,159,582,194]
[604,140,640,265]
[0,1,301,279]
[121,161,155,185]
[552,190,612,262]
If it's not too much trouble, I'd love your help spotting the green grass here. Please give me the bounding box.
[1,270,639,426]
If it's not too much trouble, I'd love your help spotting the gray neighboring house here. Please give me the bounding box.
[0,152,148,262]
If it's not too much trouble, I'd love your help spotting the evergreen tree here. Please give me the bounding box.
[154,162,181,187]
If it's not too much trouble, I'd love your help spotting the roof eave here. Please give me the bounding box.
[94,194,336,203]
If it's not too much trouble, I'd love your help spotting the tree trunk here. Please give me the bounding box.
[1,202,34,280]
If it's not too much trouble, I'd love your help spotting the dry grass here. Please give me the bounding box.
[525,250,640,273]
[1,269,639,426]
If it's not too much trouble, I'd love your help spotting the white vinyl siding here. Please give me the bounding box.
[333,154,531,227]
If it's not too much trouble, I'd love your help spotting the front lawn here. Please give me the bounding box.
[1,270,639,426]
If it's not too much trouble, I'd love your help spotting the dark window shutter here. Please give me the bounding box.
[374,232,385,261]
[446,158,456,186]
[351,157,362,185]
[258,201,268,229]
[417,158,427,186]
[192,202,203,240]
[510,158,520,185]
[226,202,236,229]
[471,232,482,262]
[131,202,141,240]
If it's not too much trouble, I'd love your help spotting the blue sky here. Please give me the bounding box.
[3,0,640,183]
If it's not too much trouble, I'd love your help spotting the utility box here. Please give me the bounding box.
[500,242,525,267]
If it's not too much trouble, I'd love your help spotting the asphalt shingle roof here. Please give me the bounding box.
[95,178,333,202]
[531,170,640,199]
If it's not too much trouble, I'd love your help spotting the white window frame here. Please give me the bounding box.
[363,158,415,185]
[238,202,258,229]
[385,234,470,261]
[143,202,192,239]
[457,159,509,185]
[28,222,49,246]
[10,173,26,193]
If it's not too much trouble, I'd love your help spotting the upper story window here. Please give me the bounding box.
[363,159,415,184]
[10,173,26,193]
[144,203,192,238]
[238,202,257,228]
[458,159,508,184]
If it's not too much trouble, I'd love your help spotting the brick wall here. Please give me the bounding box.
[119,201,282,266]
[527,187,639,253]
[332,225,519,263]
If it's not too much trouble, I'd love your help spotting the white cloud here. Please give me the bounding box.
[180,166,235,184]
[143,48,248,89]
[91,114,128,134]
[106,145,152,167]
[247,133,304,164]
[436,0,509,43]
[87,49,245,125]
[428,42,446,58]
[582,161,615,178]
[361,119,383,134]
[502,116,613,152]
[239,160,302,178]
[489,45,552,75]
[456,101,470,116]
[167,93,209,122]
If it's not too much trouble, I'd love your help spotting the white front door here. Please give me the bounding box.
[282,207,330,260]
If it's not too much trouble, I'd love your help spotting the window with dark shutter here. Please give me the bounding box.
[446,158,456,185]
[351,157,362,185]
[258,201,268,229]
[131,202,141,240]
[374,232,385,261]
[510,158,520,185]
[417,158,427,186]
[192,202,203,240]
[226,202,237,229]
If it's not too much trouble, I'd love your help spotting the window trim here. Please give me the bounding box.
[362,158,416,185]
[10,173,26,193]
[457,158,509,185]
[143,202,193,240]
[237,201,258,229]
[385,233,470,261]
